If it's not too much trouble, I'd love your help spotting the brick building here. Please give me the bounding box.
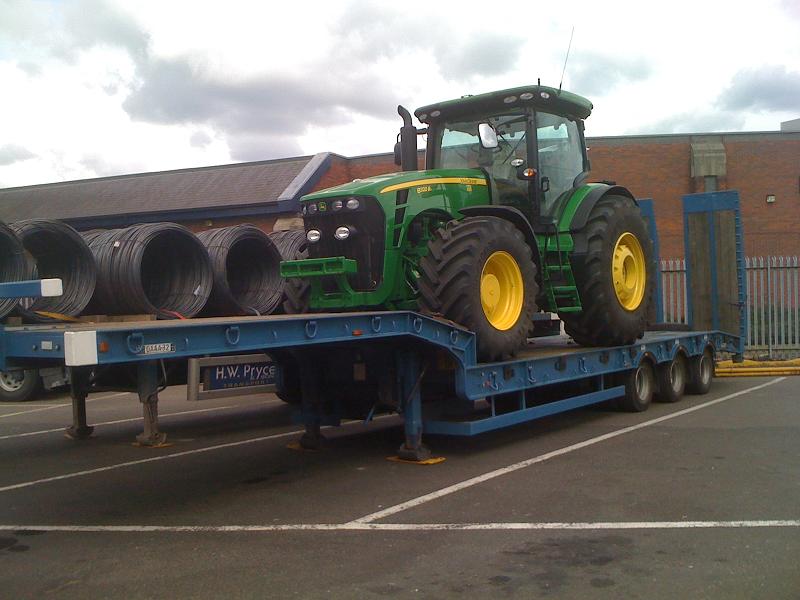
[1,129,798,259]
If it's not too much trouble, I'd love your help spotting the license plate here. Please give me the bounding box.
[204,361,279,390]
[142,343,176,355]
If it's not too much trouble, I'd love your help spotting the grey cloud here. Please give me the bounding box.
[0,0,148,65]
[569,53,652,96]
[333,1,522,80]
[439,33,525,79]
[190,131,213,148]
[0,144,36,166]
[123,57,396,135]
[631,110,745,135]
[718,65,800,112]
[16,61,42,76]
[227,133,303,163]
[122,55,399,160]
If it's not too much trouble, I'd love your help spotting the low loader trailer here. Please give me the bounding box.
[0,191,745,460]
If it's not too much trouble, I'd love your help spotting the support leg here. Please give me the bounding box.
[135,361,167,447]
[396,350,431,462]
[65,367,94,440]
[298,354,325,450]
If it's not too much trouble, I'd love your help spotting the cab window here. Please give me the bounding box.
[536,113,584,216]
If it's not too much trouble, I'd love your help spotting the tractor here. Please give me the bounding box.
[280,84,653,361]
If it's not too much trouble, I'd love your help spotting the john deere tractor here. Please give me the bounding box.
[281,85,653,361]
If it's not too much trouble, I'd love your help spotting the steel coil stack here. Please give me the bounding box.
[10,219,97,321]
[197,224,284,316]
[268,229,308,314]
[86,222,213,318]
[0,222,29,319]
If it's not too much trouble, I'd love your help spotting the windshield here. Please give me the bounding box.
[436,114,528,171]
[435,114,530,206]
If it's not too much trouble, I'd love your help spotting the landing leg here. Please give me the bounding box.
[396,350,431,462]
[135,361,167,447]
[298,353,325,451]
[65,367,94,439]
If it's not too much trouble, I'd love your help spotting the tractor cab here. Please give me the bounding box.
[412,86,591,228]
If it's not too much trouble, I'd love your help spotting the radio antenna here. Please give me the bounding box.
[558,26,575,95]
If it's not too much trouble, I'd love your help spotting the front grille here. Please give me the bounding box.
[303,195,385,292]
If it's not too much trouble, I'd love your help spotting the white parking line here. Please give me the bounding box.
[0,399,281,441]
[0,393,130,419]
[0,520,796,533]
[350,377,787,525]
[0,415,399,494]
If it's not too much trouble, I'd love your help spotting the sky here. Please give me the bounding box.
[1,0,799,188]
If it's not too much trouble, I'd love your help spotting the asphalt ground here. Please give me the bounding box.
[0,375,798,598]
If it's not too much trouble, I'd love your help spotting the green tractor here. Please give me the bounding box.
[280,84,653,361]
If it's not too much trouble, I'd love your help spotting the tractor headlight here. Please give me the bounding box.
[301,205,308,216]
[332,199,343,211]
[307,203,318,214]
[306,229,321,243]
[334,226,351,241]
[345,197,360,210]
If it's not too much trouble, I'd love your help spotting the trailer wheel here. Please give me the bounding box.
[418,216,538,361]
[0,369,41,402]
[686,347,714,395]
[618,361,654,412]
[561,195,653,347]
[655,354,687,403]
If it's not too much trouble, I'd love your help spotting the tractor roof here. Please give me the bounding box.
[414,85,593,123]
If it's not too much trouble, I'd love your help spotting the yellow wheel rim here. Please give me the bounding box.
[612,232,646,311]
[480,251,524,330]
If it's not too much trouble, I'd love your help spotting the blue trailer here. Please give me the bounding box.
[0,192,745,460]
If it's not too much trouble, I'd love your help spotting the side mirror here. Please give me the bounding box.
[478,123,499,149]
[393,141,402,166]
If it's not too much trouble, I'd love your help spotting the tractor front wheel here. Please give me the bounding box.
[418,216,538,361]
[561,195,653,347]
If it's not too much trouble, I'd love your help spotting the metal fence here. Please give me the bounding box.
[660,256,800,357]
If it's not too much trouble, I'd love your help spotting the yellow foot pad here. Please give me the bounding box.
[386,455,446,465]
[286,441,319,452]
[131,441,173,449]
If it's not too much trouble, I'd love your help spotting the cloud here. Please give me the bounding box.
[121,55,398,159]
[0,144,36,166]
[189,131,213,148]
[0,0,148,65]
[631,110,745,135]
[568,52,652,96]
[332,1,523,80]
[718,65,800,113]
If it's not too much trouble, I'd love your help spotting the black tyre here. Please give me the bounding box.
[618,361,655,412]
[273,230,311,314]
[686,347,714,395]
[0,369,41,402]
[655,354,687,403]
[561,195,653,347]
[418,216,538,361]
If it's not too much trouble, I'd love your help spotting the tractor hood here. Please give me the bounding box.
[301,169,487,201]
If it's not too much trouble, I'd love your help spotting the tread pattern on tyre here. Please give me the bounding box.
[561,195,654,347]
[418,216,538,361]
[270,229,311,314]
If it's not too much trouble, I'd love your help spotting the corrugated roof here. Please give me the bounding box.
[0,156,315,223]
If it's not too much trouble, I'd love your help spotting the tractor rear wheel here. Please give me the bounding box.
[418,216,538,361]
[561,195,653,347]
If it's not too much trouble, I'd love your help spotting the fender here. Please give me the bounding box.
[457,205,542,268]
[568,184,637,233]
